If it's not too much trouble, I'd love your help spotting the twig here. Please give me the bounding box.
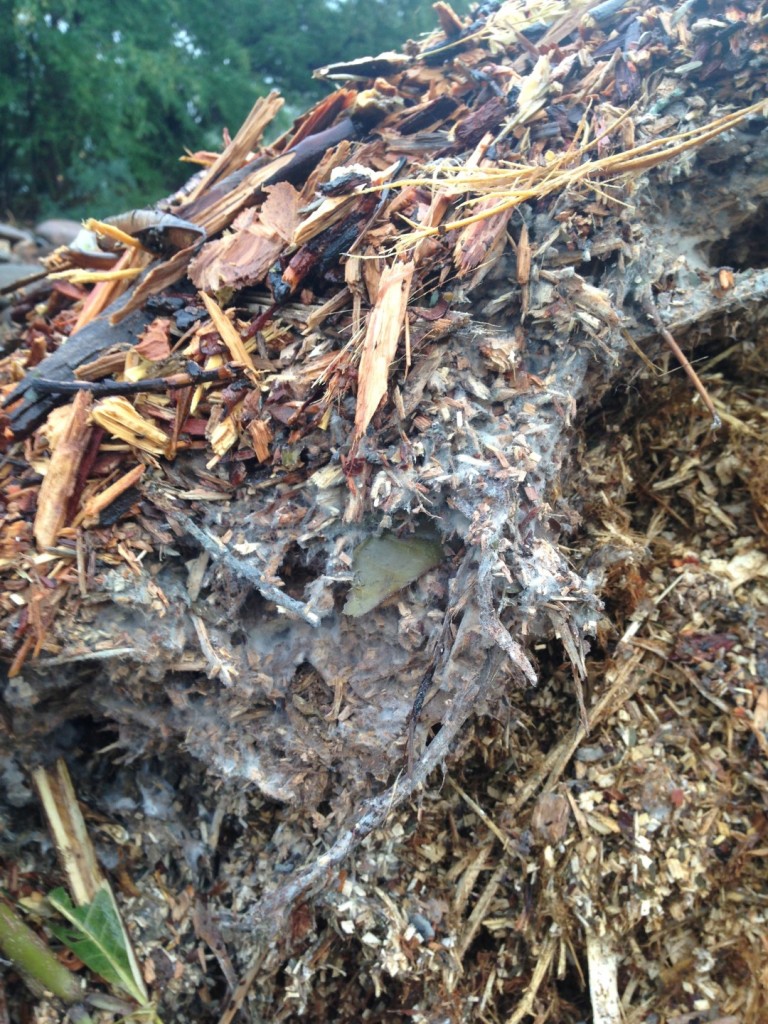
[476,543,537,686]
[34,647,138,666]
[406,658,438,774]
[33,362,246,396]
[505,935,557,1024]
[506,650,647,818]
[191,612,237,686]
[455,859,507,963]
[641,291,720,427]
[217,647,508,1024]
[31,761,106,905]
[162,505,320,628]
[448,777,517,858]
[0,268,49,295]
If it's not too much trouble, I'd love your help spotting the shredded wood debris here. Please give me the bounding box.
[1,1,768,1022]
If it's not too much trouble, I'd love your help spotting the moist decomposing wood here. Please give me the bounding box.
[1,1,767,1022]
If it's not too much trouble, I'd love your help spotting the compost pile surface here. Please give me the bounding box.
[1,1,768,1022]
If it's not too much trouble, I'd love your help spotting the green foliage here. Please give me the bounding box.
[1,0,473,220]
[1,0,262,218]
[224,0,442,103]
[48,886,150,1010]
[0,899,84,1005]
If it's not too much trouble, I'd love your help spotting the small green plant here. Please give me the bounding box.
[49,886,162,1023]
[0,899,83,1005]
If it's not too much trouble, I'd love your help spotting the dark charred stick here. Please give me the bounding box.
[3,282,153,437]
[582,0,634,29]
[449,95,508,153]
[244,303,278,339]
[406,660,438,775]
[181,116,373,224]
[0,269,50,296]
[344,158,408,258]
[265,111,384,190]
[420,10,548,67]
[272,193,380,302]
[32,363,247,397]
[393,96,459,135]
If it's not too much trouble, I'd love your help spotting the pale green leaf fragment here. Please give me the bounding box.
[48,885,148,1007]
[343,533,442,617]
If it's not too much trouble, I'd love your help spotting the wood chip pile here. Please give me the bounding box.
[1,1,767,1022]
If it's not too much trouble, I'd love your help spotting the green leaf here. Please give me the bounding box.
[48,885,148,1007]
[343,532,442,617]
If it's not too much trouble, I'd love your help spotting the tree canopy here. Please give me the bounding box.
[0,0,471,220]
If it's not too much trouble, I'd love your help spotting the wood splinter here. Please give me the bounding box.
[642,291,720,427]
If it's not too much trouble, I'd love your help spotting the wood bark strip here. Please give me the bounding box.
[33,389,92,550]
[353,259,415,441]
